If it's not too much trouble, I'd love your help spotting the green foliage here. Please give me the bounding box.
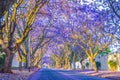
[85,62,89,68]
[69,51,81,62]
[108,60,118,71]
[96,61,101,70]
[94,47,111,56]
[0,47,2,51]
[75,53,80,61]
[96,48,112,56]
[69,51,75,62]
[99,48,111,56]
[21,56,26,62]
[0,54,5,69]
[94,47,99,52]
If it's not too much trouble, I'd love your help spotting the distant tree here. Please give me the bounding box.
[16,20,51,68]
[51,43,71,69]
[69,45,87,70]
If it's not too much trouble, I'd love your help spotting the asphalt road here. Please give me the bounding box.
[28,68,110,80]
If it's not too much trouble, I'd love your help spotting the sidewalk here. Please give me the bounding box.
[80,70,120,80]
[0,68,38,80]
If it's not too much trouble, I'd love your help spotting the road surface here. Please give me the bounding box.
[28,68,110,80]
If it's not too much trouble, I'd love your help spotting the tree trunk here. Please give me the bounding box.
[1,48,12,73]
[9,53,14,68]
[25,55,28,68]
[67,60,70,70]
[0,34,13,73]
[91,59,98,72]
[19,62,22,71]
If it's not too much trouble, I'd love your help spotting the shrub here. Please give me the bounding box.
[96,61,101,70]
[108,60,118,71]
[0,54,5,69]
[85,62,89,68]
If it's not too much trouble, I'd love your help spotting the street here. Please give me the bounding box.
[28,68,110,80]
